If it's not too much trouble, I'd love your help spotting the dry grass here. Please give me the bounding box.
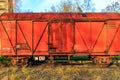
[0,64,120,80]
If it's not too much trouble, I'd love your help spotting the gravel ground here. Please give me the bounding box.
[0,63,120,80]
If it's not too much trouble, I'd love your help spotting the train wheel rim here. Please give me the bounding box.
[93,56,112,67]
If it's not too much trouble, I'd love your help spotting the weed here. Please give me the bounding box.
[22,67,33,75]
[1,65,120,80]
[25,76,31,80]
[10,74,16,80]
[61,75,70,80]
[1,76,8,80]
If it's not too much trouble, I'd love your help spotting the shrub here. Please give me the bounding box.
[0,56,11,66]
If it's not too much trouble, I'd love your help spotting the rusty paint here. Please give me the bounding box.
[0,13,119,57]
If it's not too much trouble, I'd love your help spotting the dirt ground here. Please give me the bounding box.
[0,63,120,80]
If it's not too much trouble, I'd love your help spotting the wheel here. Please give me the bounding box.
[23,58,29,67]
[93,56,112,67]
[11,57,29,67]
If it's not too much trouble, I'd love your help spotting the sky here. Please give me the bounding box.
[20,0,119,12]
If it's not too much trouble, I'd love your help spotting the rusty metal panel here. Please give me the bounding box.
[91,22,107,53]
[0,13,119,21]
[0,13,119,57]
[75,22,90,52]
[33,22,48,56]
[49,21,74,53]
[107,20,120,55]
[0,21,15,56]
[16,21,32,56]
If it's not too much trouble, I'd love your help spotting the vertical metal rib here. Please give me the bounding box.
[32,21,34,56]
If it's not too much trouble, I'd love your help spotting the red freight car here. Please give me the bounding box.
[0,13,120,66]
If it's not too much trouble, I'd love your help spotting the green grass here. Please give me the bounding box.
[116,56,120,60]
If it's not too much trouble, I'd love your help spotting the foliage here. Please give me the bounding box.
[50,0,95,12]
[13,0,96,12]
[0,56,11,66]
[50,0,82,12]
[80,0,95,12]
[13,0,32,12]
[102,1,120,12]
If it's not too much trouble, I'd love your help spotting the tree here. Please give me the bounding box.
[50,0,95,12]
[101,1,120,12]
[13,0,22,12]
[13,0,32,12]
[81,0,95,12]
[51,0,82,12]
